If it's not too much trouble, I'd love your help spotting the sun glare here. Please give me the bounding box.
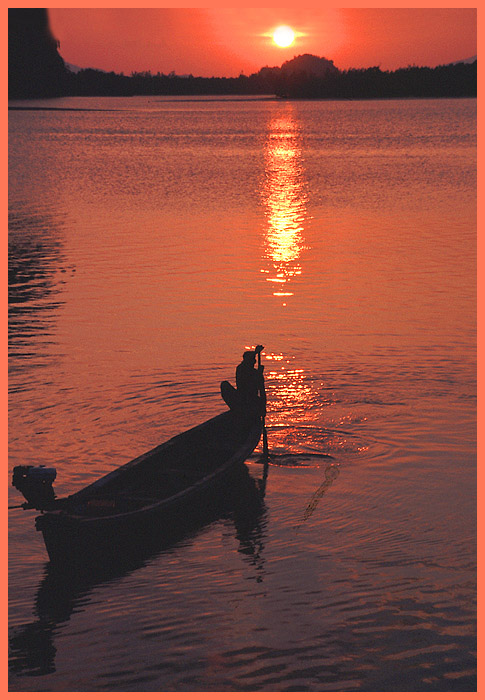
[273,25,295,48]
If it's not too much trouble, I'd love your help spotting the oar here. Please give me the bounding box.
[261,426,269,487]
[256,345,270,469]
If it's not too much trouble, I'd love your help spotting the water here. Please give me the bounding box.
[8,96,476,691]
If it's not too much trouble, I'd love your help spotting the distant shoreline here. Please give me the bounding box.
[8,94,477,110]
[8,106,115,111]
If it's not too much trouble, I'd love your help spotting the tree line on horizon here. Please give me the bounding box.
[9,9,476,100]
[68,60,476,100]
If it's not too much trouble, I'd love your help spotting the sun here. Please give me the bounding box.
[273,25,295,48]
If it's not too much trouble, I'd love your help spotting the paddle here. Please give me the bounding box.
[256,345,270,469]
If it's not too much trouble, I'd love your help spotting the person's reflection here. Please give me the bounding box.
[232,464,268,581]
[261,106,308,302]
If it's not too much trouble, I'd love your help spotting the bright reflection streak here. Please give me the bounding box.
[262,107,308,301]
[263,354,366,466]
[266,358,320,426]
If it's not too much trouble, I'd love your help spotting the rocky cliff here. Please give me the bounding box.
[9,9,67,99]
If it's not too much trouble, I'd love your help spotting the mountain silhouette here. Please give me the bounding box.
[450,56,476,65]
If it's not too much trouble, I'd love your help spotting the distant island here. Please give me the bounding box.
[9,9,477,100]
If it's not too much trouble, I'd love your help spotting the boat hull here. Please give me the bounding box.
[36,412,262,563]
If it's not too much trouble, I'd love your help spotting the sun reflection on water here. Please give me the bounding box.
[263,354,368,464]
[261,108,308,302]
[265,354,320,426]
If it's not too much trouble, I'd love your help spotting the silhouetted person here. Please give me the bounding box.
[236,345,266,418]
[220,346,266,419]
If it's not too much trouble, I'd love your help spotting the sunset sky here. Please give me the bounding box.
[48,8,477,78]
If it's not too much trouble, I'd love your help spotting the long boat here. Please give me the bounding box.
[27,410,262,563]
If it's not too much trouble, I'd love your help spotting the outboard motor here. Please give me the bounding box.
[12,465,57,510]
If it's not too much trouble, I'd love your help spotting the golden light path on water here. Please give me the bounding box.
[261,107,308,303]
[265,356,313,421]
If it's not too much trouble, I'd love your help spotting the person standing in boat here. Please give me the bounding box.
[236,345,266,418]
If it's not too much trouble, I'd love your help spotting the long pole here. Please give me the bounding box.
[257,347,270,468]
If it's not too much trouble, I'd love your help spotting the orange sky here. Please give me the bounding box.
[49,8,476,77]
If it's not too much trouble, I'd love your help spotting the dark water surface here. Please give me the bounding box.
[9,96,476,691]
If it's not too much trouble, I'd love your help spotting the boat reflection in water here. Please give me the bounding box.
[8,464,268,678]
[261,107,308,303]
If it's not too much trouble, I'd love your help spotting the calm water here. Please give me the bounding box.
[8,96,476,691]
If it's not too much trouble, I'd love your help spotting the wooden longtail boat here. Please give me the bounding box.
[32,411,262,563]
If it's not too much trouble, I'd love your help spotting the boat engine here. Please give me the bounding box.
[12,465,57,510]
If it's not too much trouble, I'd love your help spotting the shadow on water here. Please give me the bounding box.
[8,208,70,373]
[8,463,268,678]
